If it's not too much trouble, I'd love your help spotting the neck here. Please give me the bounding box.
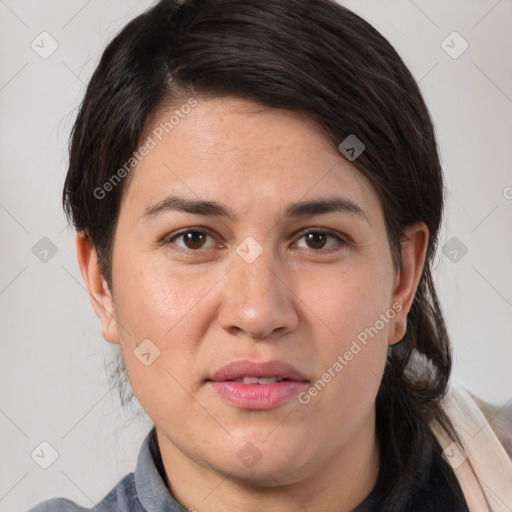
[157,406,380,512]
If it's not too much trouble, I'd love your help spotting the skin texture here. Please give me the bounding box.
[77,97,428,512]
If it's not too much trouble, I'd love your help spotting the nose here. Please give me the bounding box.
[217,245,299,340]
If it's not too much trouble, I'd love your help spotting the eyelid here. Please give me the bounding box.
[294,226,348,241]
[292,227,350,250]
[163,227,220,248]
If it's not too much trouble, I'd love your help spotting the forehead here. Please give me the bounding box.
[121,96,381,222]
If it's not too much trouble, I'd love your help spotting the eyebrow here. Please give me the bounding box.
[142,195,369,223]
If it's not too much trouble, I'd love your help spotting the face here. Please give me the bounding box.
[83,97,419,487]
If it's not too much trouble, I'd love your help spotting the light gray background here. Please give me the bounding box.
[1,1,511,510]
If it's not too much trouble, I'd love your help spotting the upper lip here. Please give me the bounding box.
[208,359,309,382]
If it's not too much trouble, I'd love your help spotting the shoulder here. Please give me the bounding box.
[438,382,511,456]
[439,382,512,459]
[433,382,512,510]
[470,392,512,459]
[26,472,142,512]
[27,497,90,512]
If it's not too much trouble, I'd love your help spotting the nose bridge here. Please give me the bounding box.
[232,238,282,305]
[217,237,298,338]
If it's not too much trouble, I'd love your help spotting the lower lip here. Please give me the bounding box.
[208,380,308,410]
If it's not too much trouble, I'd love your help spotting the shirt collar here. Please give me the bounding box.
[134,426,188,512]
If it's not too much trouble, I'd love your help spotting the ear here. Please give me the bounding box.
[76,231,120,345]
[388,221,429,346]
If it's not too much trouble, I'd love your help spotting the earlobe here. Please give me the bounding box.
[388,221,429,346]
[76,231,120,345]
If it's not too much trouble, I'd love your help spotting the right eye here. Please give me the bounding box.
[164,229,219,252]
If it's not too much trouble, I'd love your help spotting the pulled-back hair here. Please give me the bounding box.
[63,1,466,508]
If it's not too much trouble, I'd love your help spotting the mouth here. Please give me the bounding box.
[223,376,294,384]
[207,359,309,383]
[206,359,309,410]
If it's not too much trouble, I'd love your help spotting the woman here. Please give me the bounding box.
[29,0,512,510]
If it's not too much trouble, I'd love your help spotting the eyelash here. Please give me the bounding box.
[163,228,349,254]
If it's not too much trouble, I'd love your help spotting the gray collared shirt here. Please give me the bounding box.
[27,427,188,512]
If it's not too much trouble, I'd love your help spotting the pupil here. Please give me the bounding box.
[185,232,205,249]
[306,232,326,249]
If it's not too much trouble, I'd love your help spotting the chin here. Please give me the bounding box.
[222,459,307,488]
[210,439,313,487]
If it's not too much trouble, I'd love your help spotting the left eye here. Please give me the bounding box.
[294,230,346,251]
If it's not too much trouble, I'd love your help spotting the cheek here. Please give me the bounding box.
[300,256,394,345]
[110,253,207,398]
[112,250,211,341]
[297,259,393,418]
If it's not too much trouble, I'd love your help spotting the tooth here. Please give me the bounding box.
[258,377,278,385]
[242,376,259,384]
[233,376,285,384]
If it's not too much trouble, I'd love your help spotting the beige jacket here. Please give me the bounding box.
[431,381,512,512]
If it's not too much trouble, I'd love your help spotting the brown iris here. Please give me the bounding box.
[183,231,207,249]
[304,232,328,249]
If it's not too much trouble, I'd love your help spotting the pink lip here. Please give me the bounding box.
[207,359,309,410]
[209,359,308,382]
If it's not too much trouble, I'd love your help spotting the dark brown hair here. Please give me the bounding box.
[63,0,466,508]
